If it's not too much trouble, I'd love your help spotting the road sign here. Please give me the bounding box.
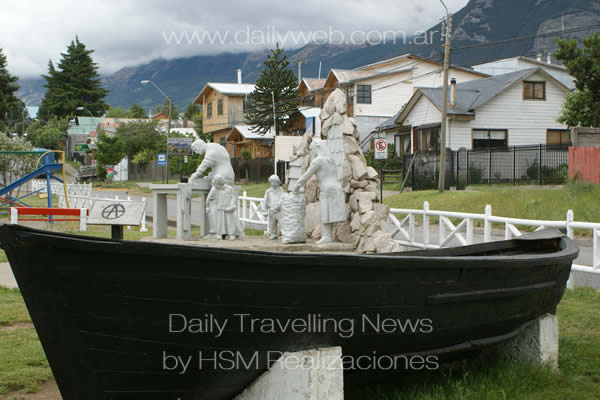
[374,138,388,160]
[87,200,145,226]
[74,143,89,152]
[167,137,193,156]
[157,153,167,166]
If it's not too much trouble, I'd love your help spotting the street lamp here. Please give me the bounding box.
[141,79,173,183]
[76,106,94,117]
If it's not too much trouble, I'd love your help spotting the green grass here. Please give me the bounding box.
[0,251,7,263]
[384,182,600,235]
[93,181,145,190]
[239,182,269,198]
[0,287,31,326]
[349,288,600,400]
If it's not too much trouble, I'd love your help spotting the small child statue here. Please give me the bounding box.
[261,174,284,240]
[206,174,244,240]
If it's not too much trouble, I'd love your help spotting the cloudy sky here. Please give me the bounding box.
[1,0,469,78]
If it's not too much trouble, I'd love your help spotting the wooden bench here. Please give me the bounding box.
[9,207,89,231]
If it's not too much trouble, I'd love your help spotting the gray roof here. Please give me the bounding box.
[418,68,559,115]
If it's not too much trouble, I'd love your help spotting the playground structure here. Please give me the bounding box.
[0,150,75,223]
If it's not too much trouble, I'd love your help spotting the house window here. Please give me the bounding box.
[219,137,226,147]
[523,81,546,100]
[217,99,223,115]
[243,97,248,113]
[472,129,508,150]
[394,134,411,156]
[357,85,371,104]
[207,102,213,118]
[347,87,354,105]
[547,129,570,145]
[415,126,440,153]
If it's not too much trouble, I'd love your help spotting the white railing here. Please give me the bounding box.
[238,191,268,228]
[31,180,92,197]
[66,194,148,232]
[389,202,600,273]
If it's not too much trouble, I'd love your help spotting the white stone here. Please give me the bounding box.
[357,192,377,214]
[360,210,376,226]
[348,155,368,180]
[342,118,355,136]
[343,136,361,156]
[350,212,362,232]
[334,222,354,243]
[304,203,321,235]
[305,175,319,204]
[234,347,344,400]
[373,231,395,253]
[366,166,378,179]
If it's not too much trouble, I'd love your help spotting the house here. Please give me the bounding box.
[286,78,327,137]
[226,125,275,159]
[473,56,575,90]
[389,68,571,156]
[67,116,102,159]
[320,54,489,146]
[192,75,255,147]
[151,112,169,120]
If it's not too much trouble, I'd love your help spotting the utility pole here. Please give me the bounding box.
[167,96,172,183]
[439,0,452,193]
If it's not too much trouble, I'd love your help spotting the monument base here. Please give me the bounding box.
[484,314,559,369]
[234,347,344,400]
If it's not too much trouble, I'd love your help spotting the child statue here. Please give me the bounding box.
[205,174,244,240]
[293,140,346,245]
[261,174,284,240]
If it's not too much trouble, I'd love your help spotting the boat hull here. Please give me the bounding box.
[0,225,578,400]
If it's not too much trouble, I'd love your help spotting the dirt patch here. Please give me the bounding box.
[0,322,33,332]
[3,380,61,400]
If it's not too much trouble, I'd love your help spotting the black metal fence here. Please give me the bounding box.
[403,144,570,191]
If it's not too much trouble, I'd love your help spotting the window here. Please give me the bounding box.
[219,137,226,147]
[357,85,371,104]
[394,134,411,156]
[523,81,546,100]
[207,102,213,118]
[347,87,354,105]
[547,129,570,145]
[472,129,508,150]
[243,97,248,113]
[415,126,440,153]
[217,99,223,115]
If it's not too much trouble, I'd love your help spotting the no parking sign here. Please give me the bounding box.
[374,139,388,160]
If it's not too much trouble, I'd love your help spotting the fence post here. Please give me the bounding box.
[513,146,517,186]
[409,213,415,245]
[140,198,148,232]
[456,151,460,190]
[439,216,446,248]
[80,208,87,232]
[10,208,18,224]
[488,149,492,185]
[484,205,492,242]
[594,228,599,270]
[242,191,248,228]
[411,157,415,190]
[539,144,543,185]
[423,201,430,247]
[466,217,473,244]
[466,150,469,187]
[566,210,574,240]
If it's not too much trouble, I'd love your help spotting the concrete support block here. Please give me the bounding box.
[234,347,344,400]
[496,314,559,369]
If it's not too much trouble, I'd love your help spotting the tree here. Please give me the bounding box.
[116,120,165,167]
[39,37,109,119]
[154,99,179,118]
[555,34,600,127]
[245,44,299,135]
[105,105,128,118]
[184,103,201,119]
[0,48,20,130]
[191,112,210,142]
[168,130,202,177]
[128,104,146,118]
[26,116,68,150]
[94,130,125,178]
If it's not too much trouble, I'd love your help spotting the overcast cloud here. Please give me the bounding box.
[1,0,469,78]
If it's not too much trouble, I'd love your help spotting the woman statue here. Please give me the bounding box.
[293,140,346,245]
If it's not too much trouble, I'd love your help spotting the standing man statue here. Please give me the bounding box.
[189,139,235,186]
[261,174,284,240]
[293,140,346,245]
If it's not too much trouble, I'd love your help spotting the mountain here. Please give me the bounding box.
[17,0,600,110]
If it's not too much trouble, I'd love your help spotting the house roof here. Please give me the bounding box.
[395,67,570,124]
[301,78,326,92]
[300,107,322,119]
[476,56,569,72]
[68,116,102,135]
[194,83,255,103]
[357,53,489,77]
[229,125,275,140]
[326,66,417,86]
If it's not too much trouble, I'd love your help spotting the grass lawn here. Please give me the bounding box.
[0,287,598,397]
[384,183,600,235]
[240,182,269,198]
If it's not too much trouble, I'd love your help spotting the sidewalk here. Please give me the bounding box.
[0,262,18,288]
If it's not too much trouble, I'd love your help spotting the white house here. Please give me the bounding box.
[473,56,575,90]
[321,54,489,147]
[389,67,571,155]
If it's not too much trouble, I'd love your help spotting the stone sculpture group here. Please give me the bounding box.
[187,88,398,252]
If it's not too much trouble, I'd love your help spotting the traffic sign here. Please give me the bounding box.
[374,138,388,160]
[157,153,167,166]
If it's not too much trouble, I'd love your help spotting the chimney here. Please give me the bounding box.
[237,69,242,84]
[547,53,552,64]
[451,78,457,107]
[537,52,543,62]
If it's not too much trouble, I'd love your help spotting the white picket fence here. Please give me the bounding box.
[238,191,268,228]
[31,180,93,208]
[389,202,599,273]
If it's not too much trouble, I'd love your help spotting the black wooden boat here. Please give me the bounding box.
[0,224,578,400]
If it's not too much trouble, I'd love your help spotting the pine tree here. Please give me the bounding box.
[245,44,299,135]
[128,104,146,118]
[39,37,109,119]
[0,48,20,126]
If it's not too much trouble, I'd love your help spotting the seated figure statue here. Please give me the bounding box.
[189,139,235,186]
[205,174,244,240]
[293,140,346,245]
